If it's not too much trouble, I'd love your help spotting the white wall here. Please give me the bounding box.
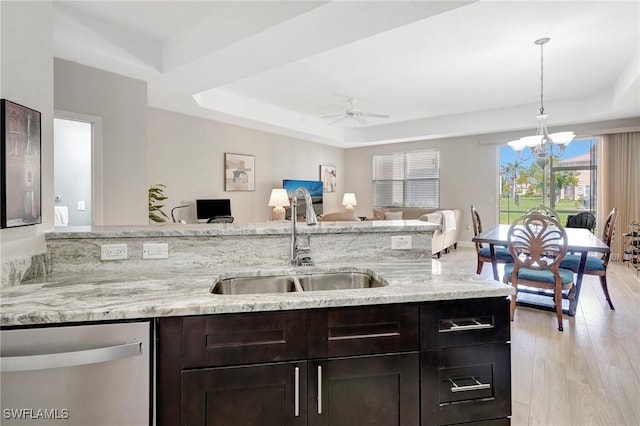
[0,1,54,260]
[345,136,497,244]
[148,108,345,224]
[54,58,148,225]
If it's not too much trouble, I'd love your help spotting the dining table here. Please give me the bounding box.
[472,224,610,317]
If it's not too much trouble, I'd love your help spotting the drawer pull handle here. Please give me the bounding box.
[294,367,300,417]
[449,377,491,393]
[441,319,493,333]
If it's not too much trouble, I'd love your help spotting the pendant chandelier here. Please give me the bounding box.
[508,38,574,168]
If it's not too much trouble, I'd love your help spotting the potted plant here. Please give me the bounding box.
[149,183,169,223]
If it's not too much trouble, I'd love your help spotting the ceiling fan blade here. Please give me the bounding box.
[328,116,348,125]
[354,116,368,125]
[321,114,346,119]
[361,113,390,118]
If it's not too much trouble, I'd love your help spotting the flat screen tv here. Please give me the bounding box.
[196,199,231,221]
[282,179,323,218]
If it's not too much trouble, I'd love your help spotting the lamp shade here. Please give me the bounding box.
[342,193,357,207]
[268,189,290,207]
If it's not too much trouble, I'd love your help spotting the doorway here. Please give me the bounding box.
[53,113,102,227]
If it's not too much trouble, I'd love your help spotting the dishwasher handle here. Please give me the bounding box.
[1,341,142,372]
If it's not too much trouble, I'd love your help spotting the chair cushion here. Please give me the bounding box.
[559,254,605,271]
[479,247,514,261]
[504,264,574,285]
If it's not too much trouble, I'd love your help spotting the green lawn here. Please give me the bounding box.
[499,197,584,225]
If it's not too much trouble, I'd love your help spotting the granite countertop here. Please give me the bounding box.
[46,220,439,239]
[0,260,513,326]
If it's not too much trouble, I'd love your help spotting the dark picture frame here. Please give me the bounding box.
[1,99,42,228]
[224,153,255,191]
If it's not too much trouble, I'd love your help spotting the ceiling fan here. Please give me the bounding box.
[321,98,390,125]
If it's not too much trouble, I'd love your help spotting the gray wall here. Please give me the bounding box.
[54,58,148,225]
[148,108,346,224]
[345,136,497,245]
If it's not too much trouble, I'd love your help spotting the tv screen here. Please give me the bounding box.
[196,199,231,221]
[282,179,323,218]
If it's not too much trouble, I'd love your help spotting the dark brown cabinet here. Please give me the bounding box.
[157,298,510,426]
[421,298,511,425]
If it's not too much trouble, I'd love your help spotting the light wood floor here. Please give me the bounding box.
[437,247,640,426]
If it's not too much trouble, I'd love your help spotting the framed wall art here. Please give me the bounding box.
[320,164,336,193]
[1,99,42,228]
[224,153,255,191]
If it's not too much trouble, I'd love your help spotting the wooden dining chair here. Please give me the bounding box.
[503,212,574,331]
[566,211,596,232]
[560,207,618,310]
[471,205,513,275]
[526,204,559,218]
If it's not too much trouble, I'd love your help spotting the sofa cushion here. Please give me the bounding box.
[384,211,403,220]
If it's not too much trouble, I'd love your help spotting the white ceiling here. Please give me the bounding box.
[53,0,640,147]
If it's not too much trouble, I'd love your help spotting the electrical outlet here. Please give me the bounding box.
[101,244,128,260]
[143,243,169,259]
[391,235,412,250]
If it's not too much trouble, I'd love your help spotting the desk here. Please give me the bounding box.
[473,225,609,316]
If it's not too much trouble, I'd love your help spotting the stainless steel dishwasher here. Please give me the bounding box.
[0,320,151,425]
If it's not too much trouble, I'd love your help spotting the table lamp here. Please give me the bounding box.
[342,193,357,213]
[268,188,290,220]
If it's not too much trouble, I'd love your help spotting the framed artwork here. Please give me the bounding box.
[225,153,255,191]
[1,99,42,228]
[320,164,336,193]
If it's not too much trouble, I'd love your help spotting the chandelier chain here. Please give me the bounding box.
[539,41,545,115]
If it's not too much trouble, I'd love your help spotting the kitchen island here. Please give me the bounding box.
[1,220,514,425]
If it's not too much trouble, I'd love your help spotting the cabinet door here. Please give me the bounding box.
[182,361,307,426]
[308,353,419,426]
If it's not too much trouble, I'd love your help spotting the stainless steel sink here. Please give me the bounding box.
[211,271,385,294]
[211,275,300,295]
[298,272,383,291]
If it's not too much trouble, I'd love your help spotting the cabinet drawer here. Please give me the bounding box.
[182,311,307,368]
[421,343,511,425]
[421,298,510,350]
[308,304,419,358]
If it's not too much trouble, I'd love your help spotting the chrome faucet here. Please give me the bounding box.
[290,187,318,266]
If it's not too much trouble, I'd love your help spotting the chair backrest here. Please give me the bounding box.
[601,207,618,267]
[207,215,234,223]
[526,204,559,218]
[470,205,484,251]
[566,212,596,231]
[507,212,568,275]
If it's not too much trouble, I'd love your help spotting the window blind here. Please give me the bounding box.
[372,150,440,208]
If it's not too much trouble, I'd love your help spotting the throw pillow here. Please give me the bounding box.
[384,211,403,220]
[372,208,389,220]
